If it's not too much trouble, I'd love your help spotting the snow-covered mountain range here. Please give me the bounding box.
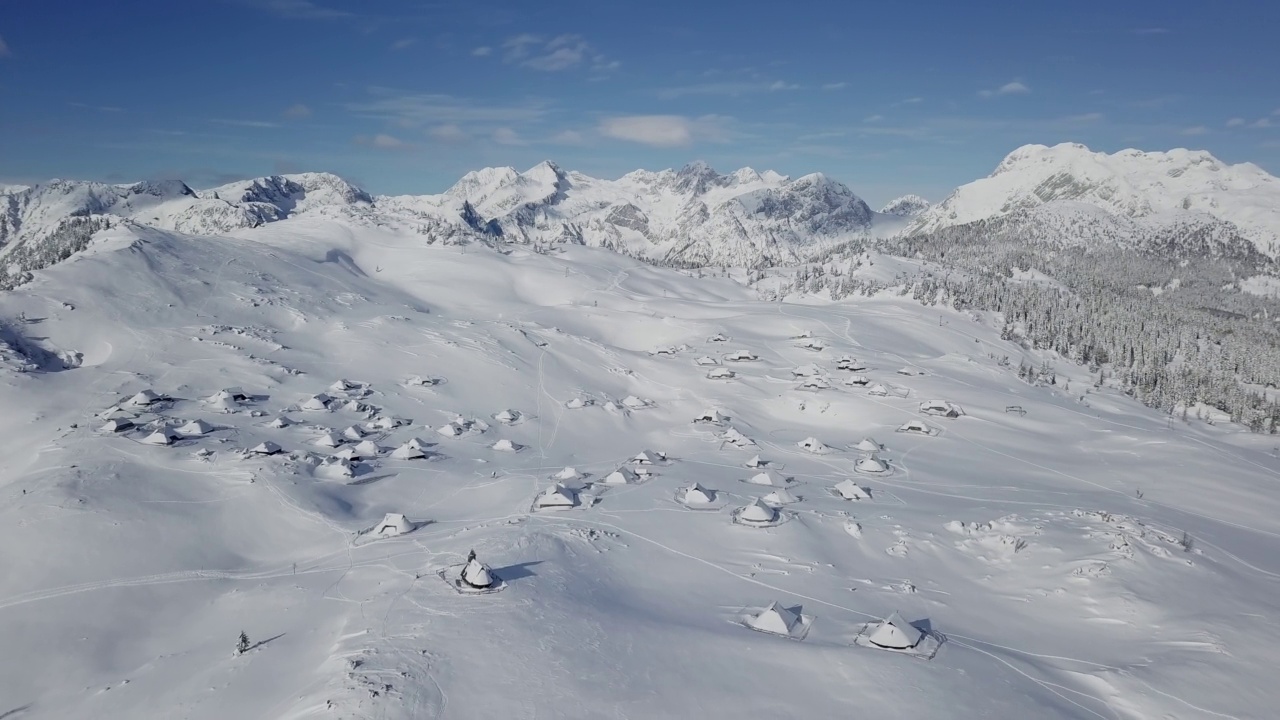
[5,143,1280,289]
[2,162,892,272]
[909,143,1280,257]
[0,172,371,240]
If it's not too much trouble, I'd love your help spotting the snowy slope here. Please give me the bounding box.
[1,178,193,246]
[1,215,1279,719]
[911,142,1280,256]
[879,194,930,217]
[0,174,382,290]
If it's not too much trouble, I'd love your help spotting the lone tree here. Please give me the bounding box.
[237,631,251,655]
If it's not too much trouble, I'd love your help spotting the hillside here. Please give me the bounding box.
[0,218,1277,718]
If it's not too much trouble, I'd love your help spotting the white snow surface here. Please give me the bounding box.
[1239,274,1280,298]
[910,142,1280,256]
[0,217,1278,718]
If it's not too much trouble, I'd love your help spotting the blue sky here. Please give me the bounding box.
[1,0,1278,205]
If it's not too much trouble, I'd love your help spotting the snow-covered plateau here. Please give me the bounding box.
[2,204,1279,718]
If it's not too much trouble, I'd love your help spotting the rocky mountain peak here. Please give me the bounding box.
[879,194,931,217]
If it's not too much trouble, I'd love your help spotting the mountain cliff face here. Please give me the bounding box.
[909,143,1280,257]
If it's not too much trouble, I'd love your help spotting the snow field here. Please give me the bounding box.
[0,220,1278,718]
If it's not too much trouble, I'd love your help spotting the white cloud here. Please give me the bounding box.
[347,88,548,126]
[1127,95,1181,109]
[549,130,587,145]
[791,143,847,157]
[797,131,846,141]
[1180,125,1209,136]
[428,124,467,142]
[502,33,614,73]
[210,118,281,128]
[853,125,929,138]
[599,116,688,146]
[502,34,542,61]
[863,114,884,123]
[390,38,417,51]
[979,81,1030,98]
[69,102,124,113]
[492,127,525,145]
[822,82,847,91]
[0,35,10,57]
[526,46,585,71]
[1225,116,1276,129]
[472,46,492,57]
[769,80,800,91]
[657,81,791,99]
[355,133,411,149]
[527,33,589,70]
[283,103,312,119]
[899,97,924,105]
[237,0,351,20]
[597,114,729,147]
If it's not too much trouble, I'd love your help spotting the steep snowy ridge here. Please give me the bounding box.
[1,178,193,247]
[879,194,931,217]
[0,173,384,288]
[200,172,373,214]
[910,142,1280,257]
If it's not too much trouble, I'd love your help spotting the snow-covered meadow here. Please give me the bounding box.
[1,218,1277,719]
